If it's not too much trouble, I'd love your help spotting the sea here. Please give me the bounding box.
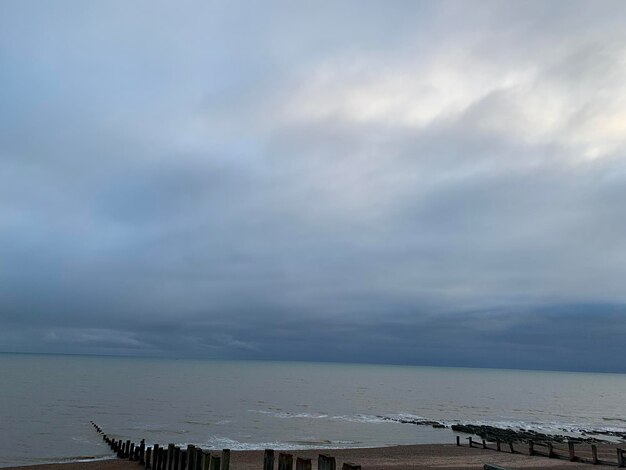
[2,353,626,467]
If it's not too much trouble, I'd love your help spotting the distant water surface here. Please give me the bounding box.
[2,354,626,467]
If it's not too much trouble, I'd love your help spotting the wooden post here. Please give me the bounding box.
[202,451,211,470]
[278,453,293,470]
[187,446,195,470]
[318,454,336,470]
[508,441,515,454]
[130,443,136,461]
[528,440,534,456]
[617,448,624,467]
[152,445,160,470]
[496,438,501,452]
[341,464,360,470]
[146,448,152,470]
[296,458,312,470]
[568,441,576,461]
[180,450,187,470]
[154,447,160,470]
[456,436,460,446]
[547,442,553,458]
[591,444,598,464]
[264,449,275,470]
[140,440,146,465]
[126,440,132,458]
[159,447,165,470]
[209,456,221,470]
[167,444,175,470]
[173,447,180,470]
[195,449,203,470]
[468,437,473,448]
[482,439,486,449]
[221,449,230,470]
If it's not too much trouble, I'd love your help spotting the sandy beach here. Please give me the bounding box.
[2,443,603,470]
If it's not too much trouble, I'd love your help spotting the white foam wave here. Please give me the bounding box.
[248,410,389,424]
[180,436,364,451]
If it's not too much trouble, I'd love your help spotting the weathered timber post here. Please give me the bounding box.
[341,464,360,470]
[194,447,204,470]
[508,441,515,454]
[318,454,336,470]
[209,456,221,470]
[173,447,180,470]
[130,443,136,460]
[152,445,159,470]
[591,444,598,465]
[468,437,473,448]
[547,442,554,458]
[126,440,132,458]
[296,458,312,470]
[180,450,187,470]
[158,447,165,470]
[568,441,576,461]
[154,446,165,470]
[456,436,460,446]
[496,438,501,452]
[140,440,146,465]
[168,444,175,470]
[617,448,624,467]
[202,451,211,470]
[163,448,168,470]
[528,440,534,456]
[187,446,196,470]
[221,449,230,470]
[145,448,152,469]
[278,453,293,470]
[482,439,486,449]
[136,445,141,461]
[263,449,275,470]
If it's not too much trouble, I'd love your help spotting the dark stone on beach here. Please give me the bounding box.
[379,414,626,444]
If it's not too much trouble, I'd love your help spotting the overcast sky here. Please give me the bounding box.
[2,1,626,372]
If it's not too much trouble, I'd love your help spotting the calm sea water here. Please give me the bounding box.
[2,354,626,467]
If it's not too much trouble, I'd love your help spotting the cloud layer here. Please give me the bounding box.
[2,0,626,371]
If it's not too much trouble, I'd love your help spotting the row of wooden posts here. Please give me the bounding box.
[457,434,626,467]
[91,422,360,470]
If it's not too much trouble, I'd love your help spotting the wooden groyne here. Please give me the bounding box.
[456,434,626,467]
[91,422,361,470]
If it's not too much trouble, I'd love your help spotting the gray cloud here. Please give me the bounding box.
[2,0,626,371]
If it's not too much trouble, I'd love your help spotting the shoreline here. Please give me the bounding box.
[1,443,610,470]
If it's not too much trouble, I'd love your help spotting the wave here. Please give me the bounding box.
[248,409,626,441]
[248,410,388,424]
[178,436,365,451]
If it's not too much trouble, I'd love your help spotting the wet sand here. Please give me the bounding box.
[2,443,599,470]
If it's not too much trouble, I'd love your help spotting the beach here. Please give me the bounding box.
[0,444,604,470]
